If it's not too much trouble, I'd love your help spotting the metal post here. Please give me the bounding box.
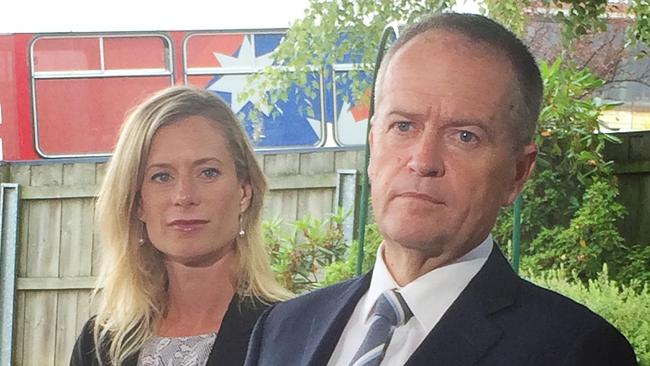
[356,23,401,276]
[335,169,359,244]
[0,183,19,366]
[511,195,522,274]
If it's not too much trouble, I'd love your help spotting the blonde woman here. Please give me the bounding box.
[71,86,290,366]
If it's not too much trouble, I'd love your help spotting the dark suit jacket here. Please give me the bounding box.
[245,246,638,366]
[71,294,268,366]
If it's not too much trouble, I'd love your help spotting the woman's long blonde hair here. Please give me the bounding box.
[93,85,290,364]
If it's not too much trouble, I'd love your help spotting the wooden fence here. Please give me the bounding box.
[0,148,365,366]
[605,131,650,246]
[2,130,648,366]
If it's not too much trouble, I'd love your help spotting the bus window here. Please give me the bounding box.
[30,34,173,157]
[184,32,325,149]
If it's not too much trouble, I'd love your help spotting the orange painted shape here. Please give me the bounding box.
[186,33,246,68]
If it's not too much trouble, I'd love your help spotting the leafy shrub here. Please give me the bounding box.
[322,223,382,286]
[266,214,649,363]
[492,58,648,283]
[265,209,348,293]
[523,179,627,280]
[609,243,650,285]
[528,267,650,366]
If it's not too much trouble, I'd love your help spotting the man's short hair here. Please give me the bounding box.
[374,13,543,148]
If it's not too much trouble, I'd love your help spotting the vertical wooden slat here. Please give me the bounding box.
[93,163,104,278]
[29,164,63,187]
[91,218,101,278]
[263,154,301,226]
[17,204,30,281]
[334,150,362,171]
[25,200,61,277]
[254,153,265,172]
[55,164,96,365]
[9,165,31,186]
[23,164,63,366]
[75,290,92,335]
[264,153,300,176]
[0,164,9,183]
[13,292,25,366]
[22,292,57,366]
[297,152,335,220]
[95,162,107,186]
[264,191,298,224]
[14,201,30,366]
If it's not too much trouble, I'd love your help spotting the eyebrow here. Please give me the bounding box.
[385,109,493,131]
[384,109,430,122]
[145,157,225,172]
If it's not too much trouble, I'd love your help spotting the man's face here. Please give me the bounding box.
[369,31,536,264]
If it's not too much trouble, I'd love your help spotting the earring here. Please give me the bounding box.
[138,221,147,246]
[238,215,246,238]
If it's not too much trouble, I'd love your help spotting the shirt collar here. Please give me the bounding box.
[362,235,493,332]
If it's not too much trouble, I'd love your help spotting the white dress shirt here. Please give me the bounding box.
[327,235,493,366]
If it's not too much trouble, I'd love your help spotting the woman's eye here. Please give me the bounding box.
[201,168,220,178]
[459,130,477,143]
[151,172,171,183]
[395,121,412,132]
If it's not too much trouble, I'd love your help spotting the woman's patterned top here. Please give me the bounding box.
[137,332,217,366]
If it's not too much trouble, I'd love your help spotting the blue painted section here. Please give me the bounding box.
[205,31,367,148]
[255,33,283,59]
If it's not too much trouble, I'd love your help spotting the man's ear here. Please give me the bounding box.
[367,123,375,181]
[240,182,253,213]
[504,143,537,205]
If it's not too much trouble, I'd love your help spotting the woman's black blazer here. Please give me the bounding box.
[70,294,269,366]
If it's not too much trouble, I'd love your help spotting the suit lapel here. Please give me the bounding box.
[208,294,268,366]
[406,245,520,366]
[302,273,372,366]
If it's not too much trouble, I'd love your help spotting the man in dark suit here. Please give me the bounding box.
[245,13,638,366]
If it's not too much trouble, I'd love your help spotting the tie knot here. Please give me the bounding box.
[372,289,413,327]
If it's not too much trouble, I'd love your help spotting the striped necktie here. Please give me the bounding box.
[349,289,413,366]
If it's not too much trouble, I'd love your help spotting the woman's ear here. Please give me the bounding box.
[136,193,145,221]
[240,182,253,213]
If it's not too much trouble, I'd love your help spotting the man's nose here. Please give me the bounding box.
[173,177,199,206]
[407,134,445,177]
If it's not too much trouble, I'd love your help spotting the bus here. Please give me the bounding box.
[0,26,370,161]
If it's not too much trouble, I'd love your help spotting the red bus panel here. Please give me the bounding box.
[34,77,170,156]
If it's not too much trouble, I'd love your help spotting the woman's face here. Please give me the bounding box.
[138,116,252,266]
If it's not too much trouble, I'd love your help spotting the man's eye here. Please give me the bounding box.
[151,172,171,182]
[395,122,412,132]
[459,131,477,143]
[201,168,220,178]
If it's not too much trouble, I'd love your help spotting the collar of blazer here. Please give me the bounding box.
[302,273,373,366]
[404,244,519,366]
[300,244,519,366]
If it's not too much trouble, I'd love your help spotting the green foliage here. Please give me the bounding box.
[523,180,626,280]
[245,0,650,119]
[610,243,650,285]
[482,0,531,36]
[322,223,382,286]
[265,208,348,293]
[492,59,642,282]
[548,0,609,42]
[627,0,650,53]
[528,266,650,365]
[264,214,649,363]
[245,0,454,119]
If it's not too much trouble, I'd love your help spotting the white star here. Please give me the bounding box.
[208,35,275,114]
[336,101,368,145]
